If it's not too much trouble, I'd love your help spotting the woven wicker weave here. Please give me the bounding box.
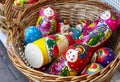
[5,0,120,82]
[0,3,7,33]
[0,2,20,34]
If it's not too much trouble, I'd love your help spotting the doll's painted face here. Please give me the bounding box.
[43,7,54,17]
[100,11,111,20]
[66,49,79,62]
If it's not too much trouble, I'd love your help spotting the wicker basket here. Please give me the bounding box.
[5,0,120,82]
[1,0,44,34]
[0,2,20,34]
[0,3,8,33]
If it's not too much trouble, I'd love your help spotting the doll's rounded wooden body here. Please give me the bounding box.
[46,44,92,76]
[36,6,58,36]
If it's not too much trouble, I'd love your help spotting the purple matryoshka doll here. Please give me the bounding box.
[91,47,115,67]
[36,6,58,36]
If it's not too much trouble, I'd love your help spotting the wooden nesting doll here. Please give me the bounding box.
[25,34,74,68]
[98,10,120,32]
[46,44,92,76]
[76,11,120,52]
[36,6,58,36]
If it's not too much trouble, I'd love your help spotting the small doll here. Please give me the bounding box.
[81,63,103,75]
[76,19,92,32]
[36,6,58,36]
[59,20,71,34]
[24,26,43,45]
[91,47,115,67]
[14,0,38,7]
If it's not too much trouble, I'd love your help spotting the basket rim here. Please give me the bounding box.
[6,0,120,82]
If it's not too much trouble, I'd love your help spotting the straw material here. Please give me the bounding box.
[0,3,8,33]
[5,0,120,82]
[0,0,43,34]
[0,2,19,34]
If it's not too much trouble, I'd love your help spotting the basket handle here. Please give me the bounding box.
[5,0,13,22]
[4,0,49,28]
[4,0,14,29]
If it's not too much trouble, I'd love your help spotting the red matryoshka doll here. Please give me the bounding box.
[57,20,71,34]
[36,6,58,36]
[46,44,92,76]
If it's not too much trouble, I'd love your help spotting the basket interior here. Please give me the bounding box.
[7,0,120,81]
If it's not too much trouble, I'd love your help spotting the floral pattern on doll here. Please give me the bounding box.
[79,22,111,47]
[36,6,58,36]
[49,57,66,75]
[46,36,59,60]
[75,44,87,58]
[39,17,52,35]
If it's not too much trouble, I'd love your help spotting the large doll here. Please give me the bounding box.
[76,10,120,52]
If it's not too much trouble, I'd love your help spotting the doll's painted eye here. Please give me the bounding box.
[106,14,109,17]
[73,55,75,57]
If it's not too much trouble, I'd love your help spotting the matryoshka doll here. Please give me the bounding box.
[98,10,120,32]
[26,0,38,4]
[46,44,92,76]
[76,19,92,32]
[14,0,38,7]
[77,21,112,52]
[14,0,24,7]
[57,19,81,40]
[91,47,115,67]
[24,26,43,45]
[76,11,120,52]
[81,63,103,75]
[25,34,74,68]
[57,19,71,34]
[36,6,58,36]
